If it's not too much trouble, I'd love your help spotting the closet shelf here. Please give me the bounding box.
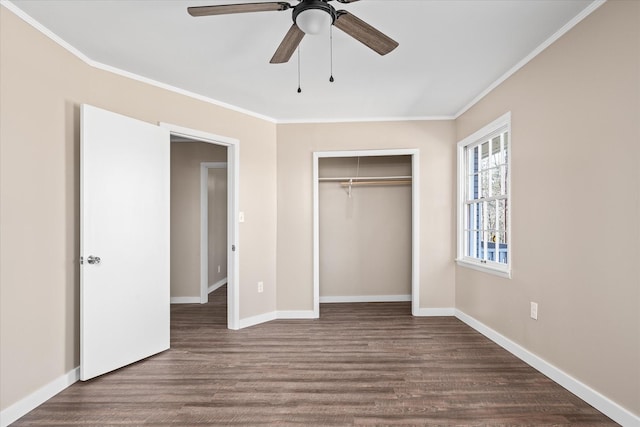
[339,180,411,186]
[319,175,412,186]
[319,175,412,182]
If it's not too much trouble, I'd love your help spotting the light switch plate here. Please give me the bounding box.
[530,302,538,320]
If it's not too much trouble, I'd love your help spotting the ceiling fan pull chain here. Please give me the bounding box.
[297,46,302,93]
[329,24,334,83]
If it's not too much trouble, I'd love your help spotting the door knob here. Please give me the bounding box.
[87,255,101,265]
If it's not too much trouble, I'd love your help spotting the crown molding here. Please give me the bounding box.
[454,0,607,119]
[1,0,607,125]
[277,115,455,124]
[0,0,278,124]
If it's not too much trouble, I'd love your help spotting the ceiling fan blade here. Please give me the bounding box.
[334,11,398,56]
[335,0,360,3]
[188,2,290,17]
[270,24,305,64]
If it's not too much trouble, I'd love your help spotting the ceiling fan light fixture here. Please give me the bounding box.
[295,8,331,34]
[292,0,335,35]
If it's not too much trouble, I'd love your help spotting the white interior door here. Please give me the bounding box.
[81,104,170,381]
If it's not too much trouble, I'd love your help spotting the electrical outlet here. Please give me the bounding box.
[239,212,245,223]
[217,265,221,273]
[258,281,264,293]
[530,302,538,320]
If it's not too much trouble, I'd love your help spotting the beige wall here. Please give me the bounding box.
[208,168,228,286]
[319,156,412,297]
[0,6,277,411]
[455,0,640,415]
[2,0,638,420]
[276,121,456,311]
[170,142,226,298]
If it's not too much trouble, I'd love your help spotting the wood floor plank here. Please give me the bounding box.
[12,286,617,426]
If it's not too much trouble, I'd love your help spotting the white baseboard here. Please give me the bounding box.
[170,296,201,304]
[0,367,80,427]
[276,310,317,319]
[208,278,227,294]
[455,310,639,427]
[5,311,635,427]
[319,294,412,303]
[237,311,277,329]
[413,307,456,316]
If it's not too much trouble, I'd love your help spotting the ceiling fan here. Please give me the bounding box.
[187,0,399,64]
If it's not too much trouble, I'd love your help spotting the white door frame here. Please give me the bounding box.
[201,162,227,304]
[160,123,240,330]
[313,149,420,317]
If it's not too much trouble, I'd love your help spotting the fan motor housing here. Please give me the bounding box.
[293,0,336,25]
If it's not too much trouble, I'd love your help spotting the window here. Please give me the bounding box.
[457,112,511,278]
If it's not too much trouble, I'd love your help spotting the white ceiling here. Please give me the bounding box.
[8,0,596,122]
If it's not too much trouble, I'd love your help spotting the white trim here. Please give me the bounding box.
[313,149,420,318]
[170,296,201,304]
[455,310,639,427]
[0,1,276,124]
[413,307,456,317]
[1,0,606,124]
[278,115,455,124]
[237,310,318,327]
[312,153,320,318]
[200,162,227,304]
[0,367,80,427]
[320,295,412,303]
[208,278,227,294]
[411,151,421,316]
[456,112,511,149]
[237,311,277,329]
[455,259,511,279]
[456,112,512,278]
[276,310,317,319]
[161,122,241,330]
[0,1,92,63]
[454,0,607,118]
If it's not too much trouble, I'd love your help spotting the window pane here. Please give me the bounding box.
[484,231,495,261]
[469,145,479,174]
[486,200,496,232]
[481,142,490,170]
[467,230,482,258]
[468,173,480,200]
[497,199,506,233]
[500,165,507,196]
[503,132,509,163]
[479,171,490,199]
[490,136,501,168]
[467,202,483,230]
[490,167,501,197]
[496,232,508,264]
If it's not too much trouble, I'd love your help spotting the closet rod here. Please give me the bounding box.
[339,180,412,186]
[318,175,412,182]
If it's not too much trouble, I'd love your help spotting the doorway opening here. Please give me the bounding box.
[163,123,240,330]
[201,162,228,303]
[313,149,420,317]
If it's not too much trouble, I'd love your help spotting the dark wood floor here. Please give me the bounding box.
[14,286,617,426]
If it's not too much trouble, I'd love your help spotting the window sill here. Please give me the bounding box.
[455,258,512,279]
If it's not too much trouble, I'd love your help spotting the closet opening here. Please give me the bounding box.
[313,149,420,318]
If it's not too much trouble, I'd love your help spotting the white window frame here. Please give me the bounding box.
[456,112,511,278]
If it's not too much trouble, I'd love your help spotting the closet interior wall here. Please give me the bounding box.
[319,155,412,300]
